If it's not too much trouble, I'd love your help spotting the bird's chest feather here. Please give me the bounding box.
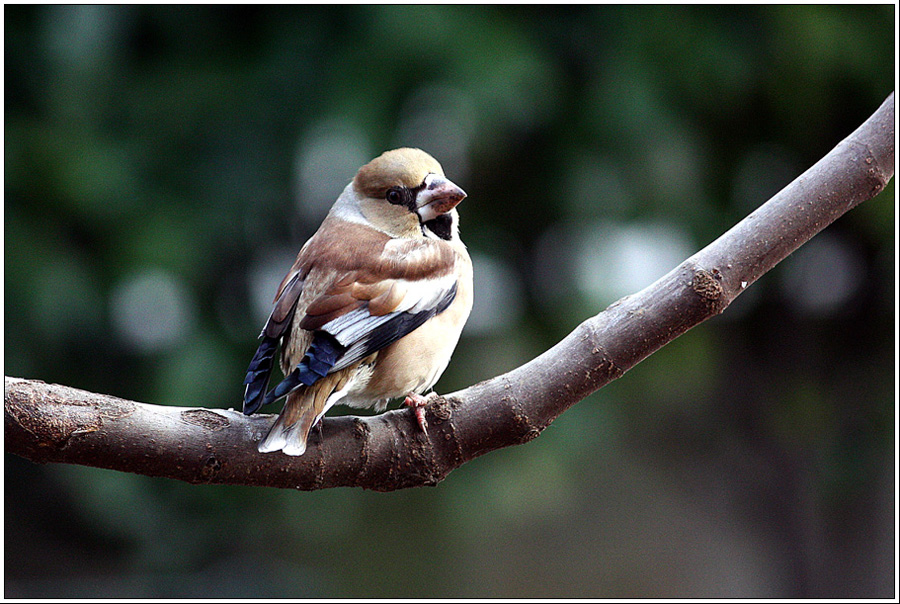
[360,252,473,401]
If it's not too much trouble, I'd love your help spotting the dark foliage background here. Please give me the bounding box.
[5,5,894,598]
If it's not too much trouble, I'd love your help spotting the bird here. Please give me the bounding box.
[242,147,473,456]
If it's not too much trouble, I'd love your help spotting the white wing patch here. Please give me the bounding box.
[396,273,458,313]
[326,310,395,347]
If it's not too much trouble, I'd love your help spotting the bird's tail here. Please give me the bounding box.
[258,390,318,456]
[258,371,349,456]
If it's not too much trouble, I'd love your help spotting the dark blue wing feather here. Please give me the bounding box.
[242,337,279,415]
[261,333,346,407]
[242,272,304,416]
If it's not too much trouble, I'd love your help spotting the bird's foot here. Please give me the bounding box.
[403,392,436,432]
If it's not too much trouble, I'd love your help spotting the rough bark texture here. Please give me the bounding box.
[5,93,894,491]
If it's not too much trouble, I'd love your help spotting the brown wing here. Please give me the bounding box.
[296,232,460,339]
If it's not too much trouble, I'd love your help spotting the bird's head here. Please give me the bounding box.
[346,148,466,240]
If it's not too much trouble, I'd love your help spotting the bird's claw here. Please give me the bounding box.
[403,392,434,432]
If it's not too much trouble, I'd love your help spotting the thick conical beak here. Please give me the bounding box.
[416,173,466,223]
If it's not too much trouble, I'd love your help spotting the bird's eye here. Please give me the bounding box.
[386,187,404,205]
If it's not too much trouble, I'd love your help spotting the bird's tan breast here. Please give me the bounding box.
[364,243,473,399]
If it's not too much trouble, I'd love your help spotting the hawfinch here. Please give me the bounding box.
[243,148,473,456]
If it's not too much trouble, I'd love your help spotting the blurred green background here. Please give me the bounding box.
[4,5,895,598]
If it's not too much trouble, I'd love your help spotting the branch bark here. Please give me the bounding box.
[6,93,894,491]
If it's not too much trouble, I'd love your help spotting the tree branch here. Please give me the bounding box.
[6,93,894,491]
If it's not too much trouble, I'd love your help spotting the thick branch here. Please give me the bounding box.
[5,93,894,490]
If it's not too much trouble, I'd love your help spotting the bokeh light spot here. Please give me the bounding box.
[110,270,195,353]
